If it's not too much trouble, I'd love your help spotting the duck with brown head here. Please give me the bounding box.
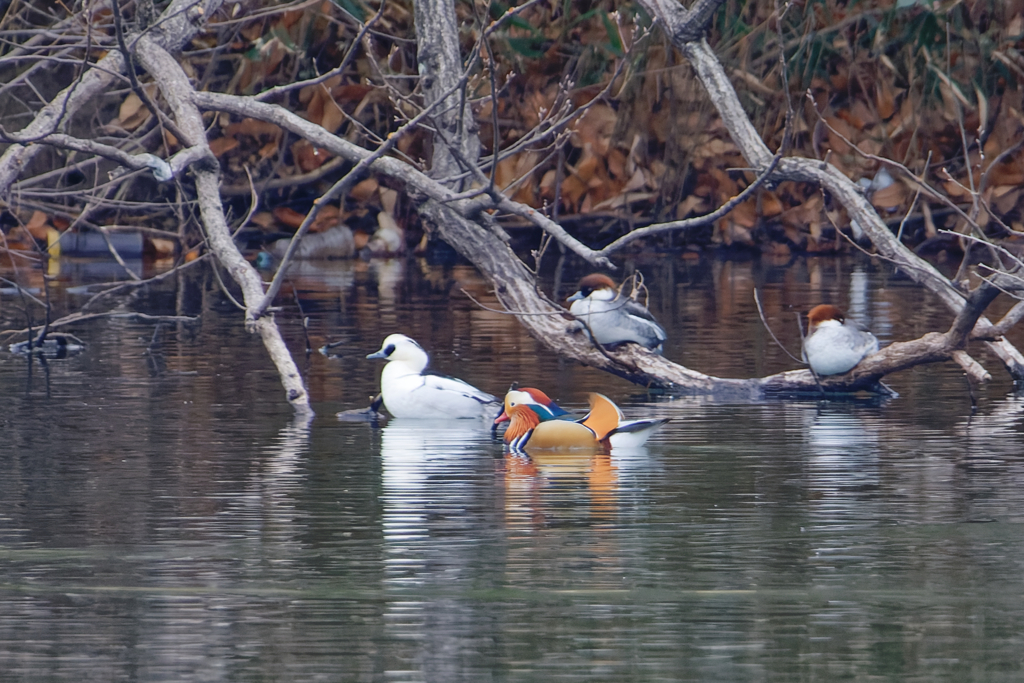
[802,304,879,376]
[567,274,667,352]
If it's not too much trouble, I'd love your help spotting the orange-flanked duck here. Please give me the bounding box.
[499,389,669,451]
[502,390,618,453]
[802,304,879,376]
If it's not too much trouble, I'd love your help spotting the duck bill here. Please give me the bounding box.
[366,350,388,360]
[493,409,510,425]
[566,291,584,303]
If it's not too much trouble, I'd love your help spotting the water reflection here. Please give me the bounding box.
[380,418,496,588]
[6,254,1024,679]
[804,404,882,529]
[377,418,501,680]
[499,451,621,527]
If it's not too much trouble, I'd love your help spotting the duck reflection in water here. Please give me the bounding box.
[500,450,620,528]
[377,418,499,677]
[803,404,882,527]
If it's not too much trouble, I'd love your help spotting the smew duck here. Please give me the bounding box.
[366,334,499,418]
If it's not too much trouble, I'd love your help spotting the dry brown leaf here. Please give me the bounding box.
[118,92,146,125]
[539,169,557,202]
[310,204,340,233]
[579,192,594,214]
[731,199,758,229]
[251,212,276,230]
[117,84,158,130]
[274,207,306,229]
[985,162,1024,187]
[350,178,379,203]
[759,191,783,217]
[993,187,1020,214]
[26,210,47,231]
[675,195,704,218]
[258,141,279,159]
[379,188,398,215]
[209,137,240,157]
[571,105,617,156]
[844,100,878,131]
[622,168,647,193]
[607,148,627,179]
[871,181,907,210]
[226,118,282,139]
[876,80,897,120]
[569,147,601,184]
[320,87,345,133]
[592,191,657,211]
[146,237,176,258]
[291,140,332,172]
[163,130,179,151]
[332,84,373,102]
[943,179,972,199]
[823,116,855,155]
[561,175,588,209]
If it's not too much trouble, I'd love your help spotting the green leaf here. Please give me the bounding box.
[601,11,623,57]
[332,0,366,22]
[506,37,547,58]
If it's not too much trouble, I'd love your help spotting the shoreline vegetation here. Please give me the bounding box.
[2,0,1024,410]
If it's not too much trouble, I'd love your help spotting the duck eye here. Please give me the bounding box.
[383,344,395,356]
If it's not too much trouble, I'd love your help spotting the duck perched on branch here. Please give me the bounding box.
[567,273,667,352]
[802,305,879,376]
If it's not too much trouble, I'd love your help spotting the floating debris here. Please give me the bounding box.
[336,394,386,423]
[9,334,85,359]
[318,339,346,357]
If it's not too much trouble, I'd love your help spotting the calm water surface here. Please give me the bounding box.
[2,254,1024,681]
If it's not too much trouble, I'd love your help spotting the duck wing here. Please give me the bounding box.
[420,371,498,404]
[580,393,623,442]
[608,418,671,448]
[620,298,667,341]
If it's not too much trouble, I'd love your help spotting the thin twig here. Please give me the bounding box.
[754,287,803,363]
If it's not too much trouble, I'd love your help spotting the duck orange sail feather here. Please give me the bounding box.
[580,393,621,442]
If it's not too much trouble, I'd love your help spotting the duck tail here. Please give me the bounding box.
[581,393,623,442]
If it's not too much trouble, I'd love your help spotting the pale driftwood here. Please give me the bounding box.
[133,35,311,414]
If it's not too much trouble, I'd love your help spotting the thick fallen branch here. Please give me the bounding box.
[635,0,1024,381]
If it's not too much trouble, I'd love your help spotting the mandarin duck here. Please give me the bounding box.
[498,388,669,451]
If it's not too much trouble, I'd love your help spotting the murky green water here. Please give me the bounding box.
[2,254,1024,681]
